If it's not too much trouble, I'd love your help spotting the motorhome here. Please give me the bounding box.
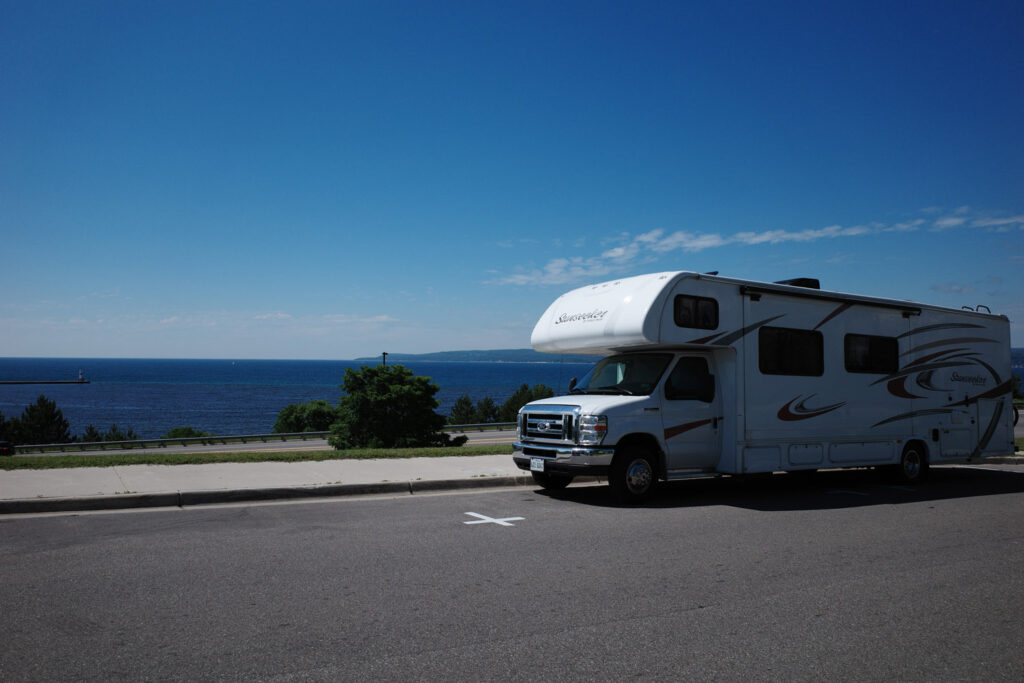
[512,271,1015,502]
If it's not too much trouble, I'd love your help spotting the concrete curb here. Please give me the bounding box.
[0,474,543,515]
[975,456,1024,464]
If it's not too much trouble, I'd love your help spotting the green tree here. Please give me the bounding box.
[0,411,15,443]
[15,395,73,444]
[80,425,104,442]
[448,394,479,424]
[498,384,555,422]
[329,364,467,449]
[81,424,140,442]
[475,396,499,423]
[103,424,139,441]
[163,426,212,439]
[273,400,339,433]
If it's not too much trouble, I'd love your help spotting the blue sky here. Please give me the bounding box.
[2,0,1022,359]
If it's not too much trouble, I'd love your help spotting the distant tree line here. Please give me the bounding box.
[0,395,141,445]
[447,384,555,425]
[0,395,210,446]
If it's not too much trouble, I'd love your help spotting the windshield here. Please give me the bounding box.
[573,353,673,396]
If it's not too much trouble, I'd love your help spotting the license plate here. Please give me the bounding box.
[530,458,545,472]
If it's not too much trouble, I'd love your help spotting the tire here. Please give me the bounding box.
[531,471,573,491]
[897,444,929,484]
[609,447,658,503]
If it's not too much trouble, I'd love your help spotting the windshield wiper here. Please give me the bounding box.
[588,387,634,396]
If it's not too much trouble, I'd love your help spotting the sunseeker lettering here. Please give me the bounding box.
[555,310,608,325]
[951,372,987,386]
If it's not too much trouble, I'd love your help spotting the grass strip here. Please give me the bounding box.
[0,444,515,470]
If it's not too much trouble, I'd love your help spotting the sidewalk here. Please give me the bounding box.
[2,454,1019,515]
[0,455,545,514]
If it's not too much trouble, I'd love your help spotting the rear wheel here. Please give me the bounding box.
[897,444,929,483]
[609,447,657,503]
[531,471,573,490]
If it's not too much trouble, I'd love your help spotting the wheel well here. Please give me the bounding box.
[903,439,929,463]
[614,433,665,477]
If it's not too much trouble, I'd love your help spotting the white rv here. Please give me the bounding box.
[513,271,1015,502]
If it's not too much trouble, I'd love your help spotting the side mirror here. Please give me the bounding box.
[568,377,578,392]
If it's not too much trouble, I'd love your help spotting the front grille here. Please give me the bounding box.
[523,411,574,441]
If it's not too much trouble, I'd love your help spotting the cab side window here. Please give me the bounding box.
[665,357,715,402]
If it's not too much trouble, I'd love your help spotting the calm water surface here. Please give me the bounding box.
[0,358,594,439]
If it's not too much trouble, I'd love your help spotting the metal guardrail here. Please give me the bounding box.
[10,423,516,454]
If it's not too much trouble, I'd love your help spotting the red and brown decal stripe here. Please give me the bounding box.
[814,302,852,330]
[886,376,923,399]
[777,395,846,421]
[687,315,784,346]
[900,337,1000,357]
[664,419,713,440]
[905,348,969,367]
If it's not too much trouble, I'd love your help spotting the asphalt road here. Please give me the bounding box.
[2,465,1023,681]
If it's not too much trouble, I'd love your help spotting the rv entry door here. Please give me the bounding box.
[661,355,722,472]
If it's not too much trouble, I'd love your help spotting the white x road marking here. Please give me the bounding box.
[463,512,525,526]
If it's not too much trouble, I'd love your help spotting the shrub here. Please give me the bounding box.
[273,400,339,433]
[163,426,212,439]
[329,364,467,449]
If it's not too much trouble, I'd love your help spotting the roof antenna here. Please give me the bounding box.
[703,271,719,275]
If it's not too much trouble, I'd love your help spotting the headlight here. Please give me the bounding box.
[516,411,524,440]
[577,414,607,445]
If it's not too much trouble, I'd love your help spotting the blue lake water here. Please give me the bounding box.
[0,358,595,439]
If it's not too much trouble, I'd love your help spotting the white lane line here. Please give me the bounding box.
[463,512,525,526]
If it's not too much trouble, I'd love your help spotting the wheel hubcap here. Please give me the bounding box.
[904,452,921,478]
[625,459,652,493]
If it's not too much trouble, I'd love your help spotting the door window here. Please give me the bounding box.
[665,357,715,402]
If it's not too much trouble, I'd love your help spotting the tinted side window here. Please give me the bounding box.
[674,295,718,330]
[845,334,898,373]
[665,357,714,401]
[759,326,824,376]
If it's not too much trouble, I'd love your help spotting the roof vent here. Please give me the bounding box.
[774,278,820,289]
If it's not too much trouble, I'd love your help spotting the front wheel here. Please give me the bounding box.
[897,445,929,484]
[609,448,658,503]
[531,471,573,490]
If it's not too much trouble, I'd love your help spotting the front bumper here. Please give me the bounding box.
[512,441,614,476]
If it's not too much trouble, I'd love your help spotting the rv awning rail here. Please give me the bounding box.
[738,284,922,316]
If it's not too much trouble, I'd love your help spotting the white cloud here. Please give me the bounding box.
[971,214,1024,228]
[493,205,1022,287]
[933,216,967,230]
[931,283,975,294]
[885,219,925,232]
